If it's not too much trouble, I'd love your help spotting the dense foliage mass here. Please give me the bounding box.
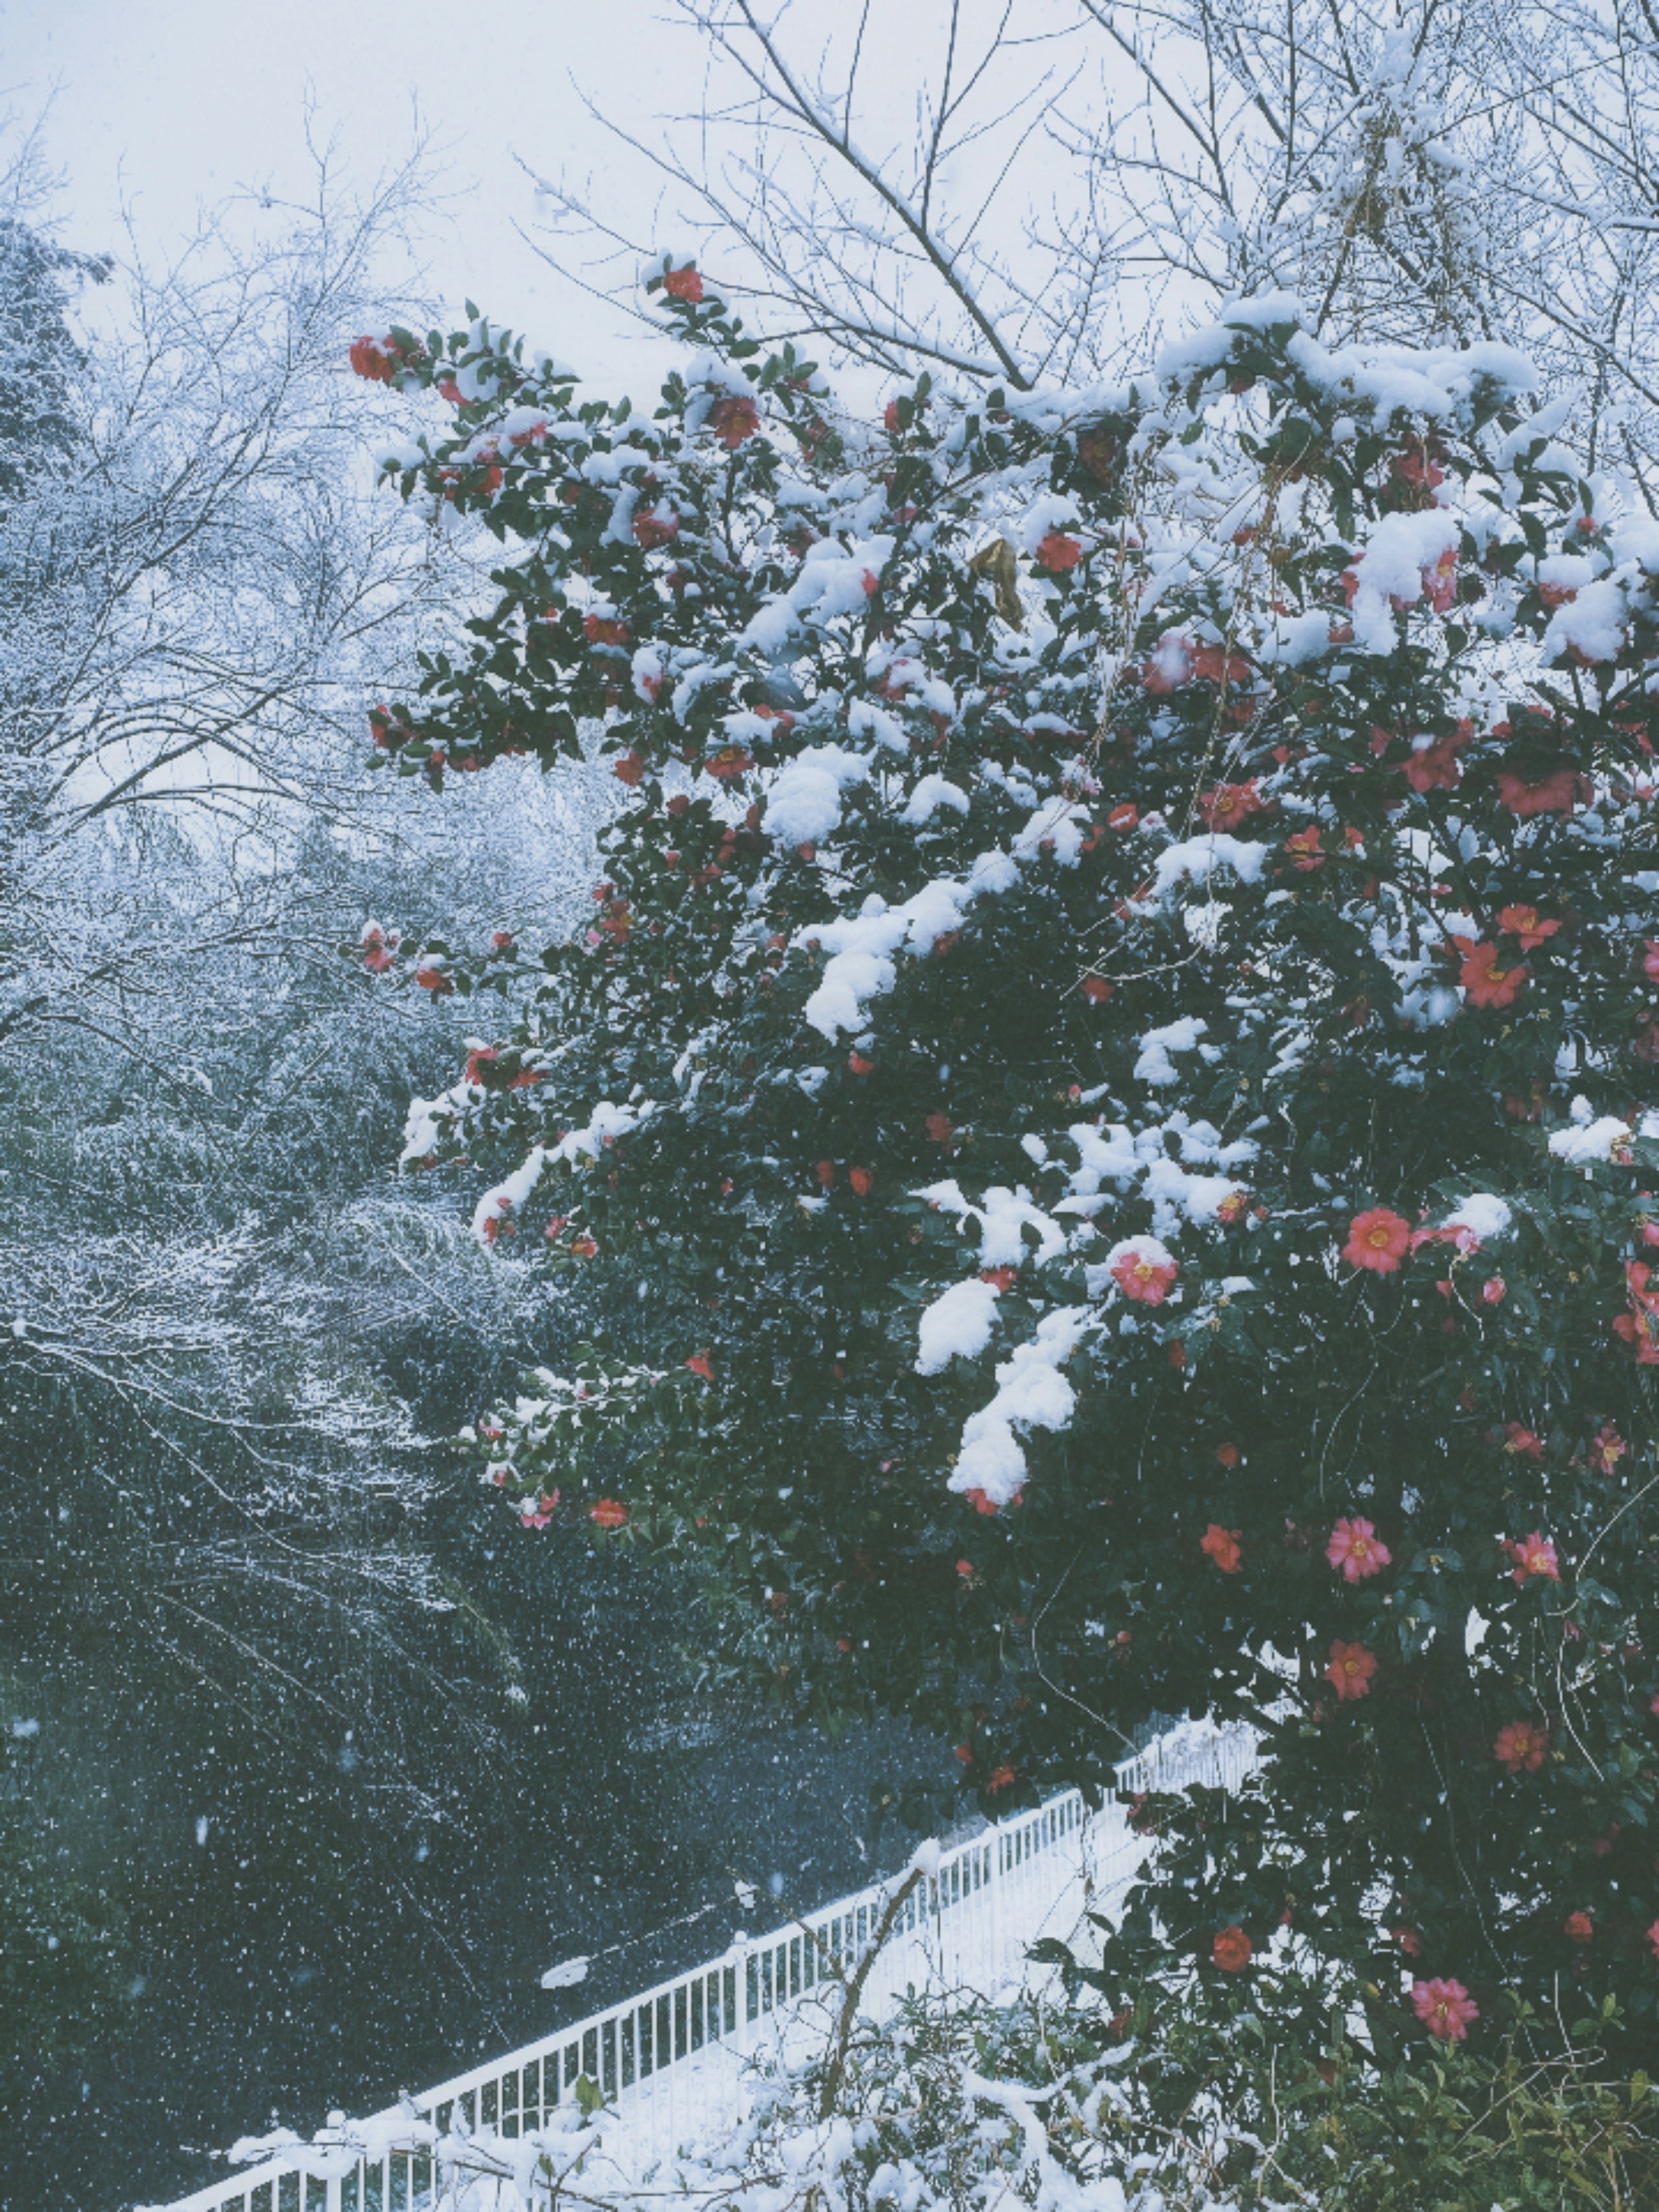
[311,1971,1659,2212]
[361,270,1659,2056]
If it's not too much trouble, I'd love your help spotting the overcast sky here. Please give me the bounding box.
[1,0,730,381]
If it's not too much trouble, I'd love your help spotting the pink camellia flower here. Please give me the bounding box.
[589,1497,629,1529]
[1327,1516,1392,1582]
[1325,1640,1378,1701]
[709,394,760,448]
[1481,1277,1506,1304]
[1283,825,1325,870]
[1648,1920,1659,1959]
[1589,1422,1628,1476]
[1344,1208,1411,1273]
[1494,1719,1549,1774]
[360,922,398,973]
[1565,1911,1594,1943]
[1110,1239,1178,1305]
[663,265,704,302]
[1507,1532,1560,1586]
[1412,1977,1479,2041]
[1420,546,1458,612]
[1643,940,1659,983]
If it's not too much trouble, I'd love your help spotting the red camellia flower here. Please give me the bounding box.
[350,335,395,382]
[1454,938,1528,1009]
[1216,1442,1240,1468]
[1398,728,1470,794]
[849,1166,874,1196]
[1201,1524,1243,1574]
[710,394,760,448]
[1081,973,1114,1002]
[1507,1532,1560,1585]
[963,1487,1002,1516]
[1497,904,1560,951]
[685,1350,715,1381]
[1502,1422,1546,1460]
[1495,763,1588,817]
[1481,1276,1506,1304]
[1494,1719,1548,1773]
[1327,1516,1391,1581]
[1197,779,1264,831]
[350,332,421,384]
[1111,1242,1178,1303]
[1283,824,1325,869]
[1343,1208,1411,1273]
[589,1498,629,1529]
[1107,802,1138,831]
[847,1052,875,1076]
[663,265,704,302]
[1566,1910,1594,1943]
[1412,1977,1478,2041]
[925,1112,953,1144]
[1211,1926,1252,1971]
[1325,1640,1378,1701]
[632,505,681,550]
[986,1762,1017,1793]
[413,963,452,995]
[704,745,756,781]
[611,750,647,786]
[584,613,629,646]
[1034,530,1083,572]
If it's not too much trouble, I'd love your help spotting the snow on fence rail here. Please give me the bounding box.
[139,1718,1257,2212]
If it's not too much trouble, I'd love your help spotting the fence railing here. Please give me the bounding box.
[139,1718,1257,2212]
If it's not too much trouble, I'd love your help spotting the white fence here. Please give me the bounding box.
[140,1719,1256,2212]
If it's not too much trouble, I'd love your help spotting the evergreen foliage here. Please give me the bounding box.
[362,269,1659,2058]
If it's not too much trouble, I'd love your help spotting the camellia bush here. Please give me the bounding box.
[350,268,1659,2061]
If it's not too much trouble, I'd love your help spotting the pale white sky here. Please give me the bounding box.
[1,0,723,381]
[2,1,1122,394]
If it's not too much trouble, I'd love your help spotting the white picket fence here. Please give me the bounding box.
[139,1718,1256,2212]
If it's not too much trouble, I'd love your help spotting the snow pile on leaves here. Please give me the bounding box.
[223,1989,1238,2212]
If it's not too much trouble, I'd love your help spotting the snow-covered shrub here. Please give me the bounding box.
[355,271,1659,2053]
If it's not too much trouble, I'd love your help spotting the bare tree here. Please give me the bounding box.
[524,0,1659,488]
